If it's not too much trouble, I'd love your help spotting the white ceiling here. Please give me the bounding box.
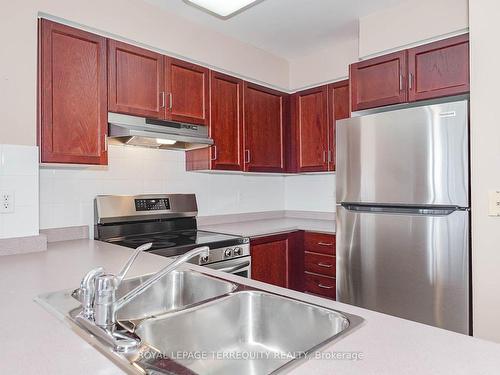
[144,0,406,60]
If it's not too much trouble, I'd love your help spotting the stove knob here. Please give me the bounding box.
[200,255,209,264]
[224,248,233,257]
[234,247,242,256]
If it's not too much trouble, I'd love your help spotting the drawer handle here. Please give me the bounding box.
[317,262,333,268]
[318,283,334,290]
[317,242,333,246]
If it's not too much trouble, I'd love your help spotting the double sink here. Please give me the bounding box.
[41,270,363,374]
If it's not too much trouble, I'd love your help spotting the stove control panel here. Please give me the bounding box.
[135,198,170,211]
[196,244,250,265]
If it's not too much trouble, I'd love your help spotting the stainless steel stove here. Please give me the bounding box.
[94,194,251,277]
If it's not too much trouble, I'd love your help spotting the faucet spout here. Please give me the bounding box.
[114,246,209,313]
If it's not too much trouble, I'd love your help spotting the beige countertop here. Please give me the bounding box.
[1,239,500,374]
[200,217,335,238]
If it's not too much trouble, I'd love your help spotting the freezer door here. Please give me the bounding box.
[336,205,469,334]
[336,100,469,207]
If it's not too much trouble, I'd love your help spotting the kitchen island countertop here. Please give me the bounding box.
[1,239,500,375]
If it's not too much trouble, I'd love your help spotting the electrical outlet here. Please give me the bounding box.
[489,190,500,216]
[0,191,14,213]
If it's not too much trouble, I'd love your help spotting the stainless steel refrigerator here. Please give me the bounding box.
[336,99,470,334]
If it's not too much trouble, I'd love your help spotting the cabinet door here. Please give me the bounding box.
[108,40,165,119]
[350,51,407,111]
[165,57,209,125]
[39,19,107,165]
[291,86,329,172]
[243,83,287,172]
[408,34,469,102]
[328,80,350,171]
[209,71,244,170]
[251,236,289,288]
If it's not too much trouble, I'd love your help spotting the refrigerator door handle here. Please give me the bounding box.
[341,204,467,216]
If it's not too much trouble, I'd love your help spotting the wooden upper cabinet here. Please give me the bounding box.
[408,34,469,102]
[350,51,408,111]
[108,40,164,119]
[328,80,350,171]
[243,83,287,173]
[39,19,108,165]
[291,86,329,172]
[209,71,244,170]
[165,58,209,126]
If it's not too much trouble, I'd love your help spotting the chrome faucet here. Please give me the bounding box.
[72,243,209,351]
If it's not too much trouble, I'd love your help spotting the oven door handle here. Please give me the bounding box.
[215,260,251,273]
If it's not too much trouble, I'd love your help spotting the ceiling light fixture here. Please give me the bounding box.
[185,0,261,19]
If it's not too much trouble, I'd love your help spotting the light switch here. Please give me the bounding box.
[488,190,500,216]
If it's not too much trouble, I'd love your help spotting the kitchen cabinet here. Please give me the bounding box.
[108,39,165,119]
[250,232,303,290]
[165,57,209,126]
[303,231,336,299]
[244,83,288,173]
[39,19,108,165]
[289,80,349,173]
[408,34,469,102]
[350,34,469,111]
[350,51,408,111]
[186,71,244,171]
[328,80,350,171]
[290,86,329,172]
[109,42,209,125]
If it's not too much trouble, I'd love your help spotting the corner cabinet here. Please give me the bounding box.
[250,232,303,291]
[39,19,108,165]
[243,83,288,173]
[289,80,349,173]
[350,34,469,111]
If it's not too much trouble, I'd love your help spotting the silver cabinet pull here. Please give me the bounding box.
[318,283,334,289]
[160,92,166,109]
[317,262,333,268]
[168,93,173,110]
[399,73,404,91]
[318,242,333,246]
[244,149,251,164]
[409,73,413,90]
[211,145,217,161]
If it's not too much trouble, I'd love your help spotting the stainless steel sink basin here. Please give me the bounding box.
[115,270,236,321]
[135,291,355,375]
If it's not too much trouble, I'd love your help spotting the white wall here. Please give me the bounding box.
[469,0,500,343]
[289,35,358,91]
[0,0,289,147]
[0,145,39,239]
[39,145,285,236]
[359,0,469,58]
[284,174,336,212]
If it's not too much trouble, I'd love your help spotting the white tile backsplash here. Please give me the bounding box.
[39,145,289,235]
[284,174,336,212]
[0,144,39,239]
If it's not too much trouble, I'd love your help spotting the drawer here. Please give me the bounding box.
[304,252,336,277]
[304,272,336,299]
[304,232,335,255]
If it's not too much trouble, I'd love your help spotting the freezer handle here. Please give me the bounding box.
[341,204,467,216]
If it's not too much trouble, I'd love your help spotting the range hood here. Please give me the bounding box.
[107,112,213,151]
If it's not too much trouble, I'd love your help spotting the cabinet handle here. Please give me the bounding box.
[160,92,166,109]
[323,150,328,163]
[317,262,333,268]
[211,145,217,161]
[409,73,413,90]
[244,149,251,164]
[168,93,173,110]
[104,136,108,152]
[318,283,334,290]
[317,242,333,246]
[399,73,404,91]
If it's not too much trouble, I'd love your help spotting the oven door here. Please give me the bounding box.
[204,256,251,278]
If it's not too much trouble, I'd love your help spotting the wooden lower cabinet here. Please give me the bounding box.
[303,231,336,300]
[250,232,303,290]
[304,272,336,299]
